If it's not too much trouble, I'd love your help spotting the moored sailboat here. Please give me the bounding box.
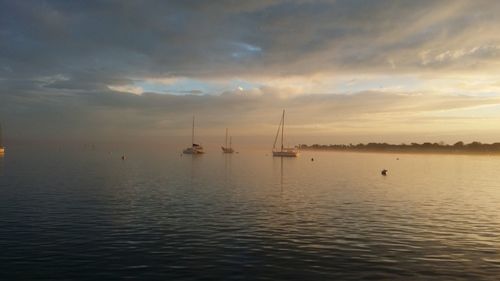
[183,116,205,154]
[221,128,234,153]
[272,110,298,157]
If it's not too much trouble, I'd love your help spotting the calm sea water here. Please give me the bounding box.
[1,144,500,280]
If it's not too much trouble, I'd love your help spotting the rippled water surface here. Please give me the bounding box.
[1,145,500,280]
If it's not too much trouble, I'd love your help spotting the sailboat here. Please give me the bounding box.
[183,116,205,154]
[0,123,4,154]
[272,110,298,157]
[221,128,234,153]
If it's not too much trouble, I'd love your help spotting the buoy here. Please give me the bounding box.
[121,155,126,160]
[311,158,314,161]
[381,169,388,176]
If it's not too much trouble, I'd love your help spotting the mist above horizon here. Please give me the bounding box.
[2,1,500,143]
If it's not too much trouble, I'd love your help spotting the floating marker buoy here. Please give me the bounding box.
[311,158,314,161]
[381,169,388,176]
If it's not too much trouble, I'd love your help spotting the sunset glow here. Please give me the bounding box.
[2,1,500,143]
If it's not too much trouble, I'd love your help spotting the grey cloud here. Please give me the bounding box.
[2,0,500,85]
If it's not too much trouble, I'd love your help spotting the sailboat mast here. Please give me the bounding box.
[273,114,282,149]
[281,110,285,151]
[229,136,232,149]
[225,128,228,147]
[192,115,195,145]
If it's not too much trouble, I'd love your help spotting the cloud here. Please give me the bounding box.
[3,80,500,141]
[3,0,500,83]
[107,85,144,95]
[2,1,500,142]
[421,45,500,66]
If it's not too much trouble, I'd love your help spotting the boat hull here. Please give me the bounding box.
[183,147,204,154]
[272,150,298,157]
[221,146,234,153]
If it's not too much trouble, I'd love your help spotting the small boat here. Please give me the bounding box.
[381,169,388,176]
[272,110,298,157]
[0,123,4,154]
[221,128,234,153]
[183,116,205,154]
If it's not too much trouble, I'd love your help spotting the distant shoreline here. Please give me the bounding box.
[299,142,500,155]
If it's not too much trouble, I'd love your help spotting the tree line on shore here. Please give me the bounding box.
[299,141,500,153]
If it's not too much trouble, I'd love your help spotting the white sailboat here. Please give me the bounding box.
[0,123,4,154]
[272,110,298,157]
[183,116,205,154]
[221,128,234,153]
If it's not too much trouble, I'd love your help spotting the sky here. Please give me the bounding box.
[2,0,500,144]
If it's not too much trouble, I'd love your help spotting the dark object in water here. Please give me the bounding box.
[381,169,388,176]
[311,158,314,161]
[121,155,126,160]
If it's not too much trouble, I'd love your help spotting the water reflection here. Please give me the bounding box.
[2,148,500,280]
[223,153,232,185]
[272,156,285,192]
[280,157,283,191]
[188,153,203,180]
[0,152,3,176]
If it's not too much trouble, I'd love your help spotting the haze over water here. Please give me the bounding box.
[1,145,500,280]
